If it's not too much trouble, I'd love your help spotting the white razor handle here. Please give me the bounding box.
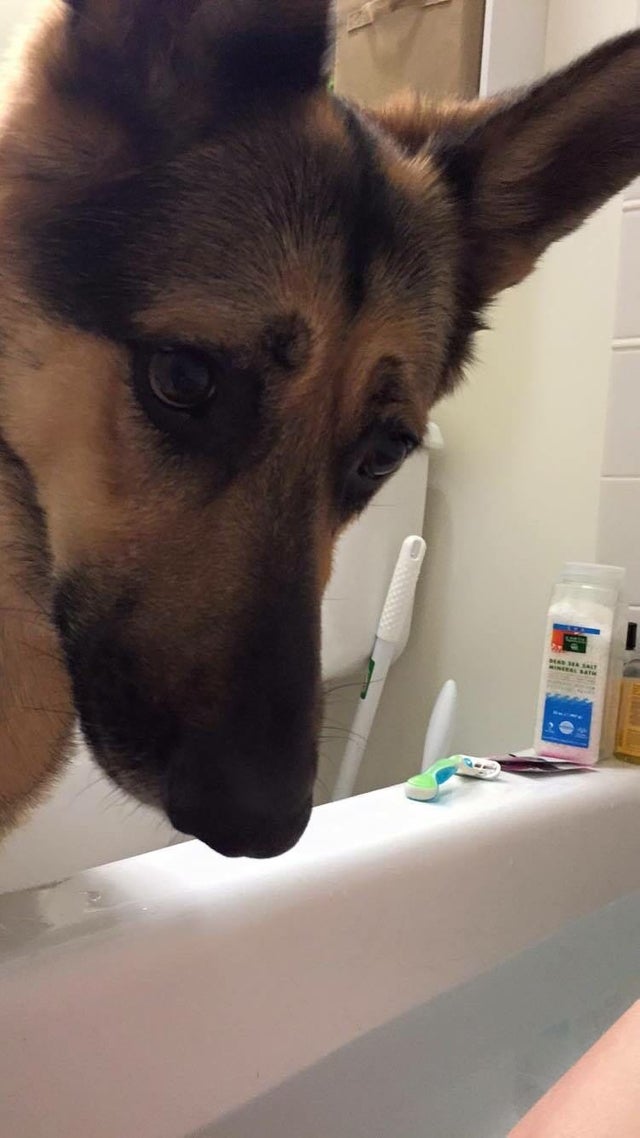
[377,536,426,645]
[457,756,501,780]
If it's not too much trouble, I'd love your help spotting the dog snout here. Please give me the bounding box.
[168,791,314,859]
[55,558,322,858]
[167,723,316,857]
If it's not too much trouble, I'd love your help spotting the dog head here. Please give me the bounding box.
[0,1,638,855]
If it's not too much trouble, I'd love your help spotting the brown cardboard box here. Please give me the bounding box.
[334,0,486,102]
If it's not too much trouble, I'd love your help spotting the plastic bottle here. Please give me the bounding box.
[615,622,640,766]
[534,563,626,764]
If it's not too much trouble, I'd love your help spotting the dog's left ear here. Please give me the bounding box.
[372,30,640,300]
[47,0,333,157]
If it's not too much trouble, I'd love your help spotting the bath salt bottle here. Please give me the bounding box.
[534,563,626,764]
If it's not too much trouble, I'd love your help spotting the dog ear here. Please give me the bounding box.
[372,31,640,299]
[53,0,333,152]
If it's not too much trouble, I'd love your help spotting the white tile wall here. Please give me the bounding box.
[598,480,640,603]
[602,350,640,476]
[613,208,640,340]
[598,186,640,607]
[624,177,640,201]
[629,606,640,630]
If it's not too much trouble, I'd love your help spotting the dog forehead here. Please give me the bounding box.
[151,107,446,310]
[24,101,444,347]
[142,130,355,306]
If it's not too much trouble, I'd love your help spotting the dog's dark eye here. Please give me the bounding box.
[340,425,418,518]
[149,348,216,411]
[357,431,415,482]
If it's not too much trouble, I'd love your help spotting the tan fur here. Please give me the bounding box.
[2,321,135,566]
[368,93,497,156]
[0,451,73,833]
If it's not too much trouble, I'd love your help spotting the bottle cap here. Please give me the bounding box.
[560,563,626,592]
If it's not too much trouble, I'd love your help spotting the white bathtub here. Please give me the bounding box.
[1,766,639,1137]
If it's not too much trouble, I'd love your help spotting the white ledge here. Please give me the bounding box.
[1,765,640,1137]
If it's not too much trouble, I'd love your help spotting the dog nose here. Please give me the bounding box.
[166,725,316,858]
[168,792,313,859]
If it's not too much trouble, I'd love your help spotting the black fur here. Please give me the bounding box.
[338,103,398,314]
[0,432,51,595]
[215,22,331,102]
[130,341,268,473]
[53,574,177,788]
[27,174,153,340]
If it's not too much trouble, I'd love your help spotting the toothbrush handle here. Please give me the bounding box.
[377,537,426,645]
[332,638,395,801]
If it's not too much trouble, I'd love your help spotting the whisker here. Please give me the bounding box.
[0,606,49,620]
[320,724,368,744]
[10,705,73,716]
[12,642,66,666]
[324,677,371,699]
[324,674,387,696]
[71,773,108,804]
[0,564,50,620]
[97,785,132,817]
[321,715,357,730]
[314,775,333,801]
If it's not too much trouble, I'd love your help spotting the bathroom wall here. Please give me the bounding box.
[334,0,639,798]
[0,0,40,50]
[597,170,640,629]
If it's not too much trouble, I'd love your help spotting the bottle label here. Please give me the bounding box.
[616,679,640,758]
[541,623,602,749]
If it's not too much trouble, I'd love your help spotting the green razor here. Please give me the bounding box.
[404,757,459,802]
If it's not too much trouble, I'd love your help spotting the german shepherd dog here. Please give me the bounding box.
[0,1,638,858]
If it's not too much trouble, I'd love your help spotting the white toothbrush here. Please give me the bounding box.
[332,535,427,801]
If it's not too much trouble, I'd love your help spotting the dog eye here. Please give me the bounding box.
[339,425,418,518]
[357,430,416,482]
[149,348,216,411]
